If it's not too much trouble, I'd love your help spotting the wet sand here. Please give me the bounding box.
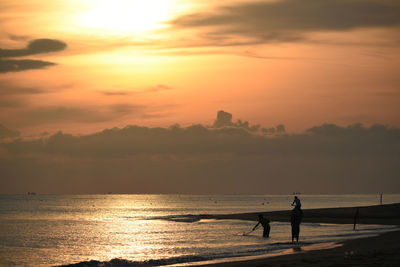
[200,202,400,225]
[197,229,400,267]
[196,203,400,267]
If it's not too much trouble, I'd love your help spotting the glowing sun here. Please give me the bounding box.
[79,0,174,34]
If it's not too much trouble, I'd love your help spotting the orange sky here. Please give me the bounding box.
[1,0,400,194]
[1,0,400,136]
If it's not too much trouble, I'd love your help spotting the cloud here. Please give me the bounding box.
[0,81,72,96]
[8,34,30,42]
[0,38,67,58]
[0,83,72,109]
[212,110,281,133]
[1,110,399,193]
[146,84,172,93]
[0,59,56,73]
[1,116,399,193]
[172,0,400,44]
[213,110,233,127]
[2,112,398,158]
[12,104,145,126]
[0,98,25,108]
[0,124,20,139]
[109,103,143,114]
[102,84,173,96]
[102,91,131,96]
[0,85,46,96]
[0,38,67,72]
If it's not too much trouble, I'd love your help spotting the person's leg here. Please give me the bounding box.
[266,225,270,237]
[298,224,300,242]
[291,225,295,242]
[295,224,300,242]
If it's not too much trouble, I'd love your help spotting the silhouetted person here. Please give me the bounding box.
[291,207,302,243]
[253,214,270,238]
[291,196,301,210]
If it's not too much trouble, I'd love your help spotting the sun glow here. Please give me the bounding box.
[78,0,175,34]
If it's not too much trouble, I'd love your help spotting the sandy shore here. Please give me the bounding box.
[194,203,400,267]
[199,202,400,225]
[196,229,400,267]
[61,203,400,266]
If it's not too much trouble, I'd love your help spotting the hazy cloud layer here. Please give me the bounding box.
[173,0,400,44]
[0,98,24,108]
[1,119,399,194]
[101,84,173,96]
[3,121,397,157]
[8,34,30,42]
[0,124,19,139]
[0,82,71,96]
[0,85,46,95]
[12,103,145,126]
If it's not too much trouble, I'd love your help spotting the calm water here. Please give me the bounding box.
[0,194,399,266]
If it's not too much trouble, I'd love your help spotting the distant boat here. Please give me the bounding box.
[27,192,36,195]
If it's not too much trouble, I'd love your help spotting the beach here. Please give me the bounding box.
[197,229,400,267]
[194,203,400,266]
[55,201,400,267]
[60,228,400,267]
[198,202,400,225]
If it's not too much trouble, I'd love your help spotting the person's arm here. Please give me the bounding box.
[253,222,260,230]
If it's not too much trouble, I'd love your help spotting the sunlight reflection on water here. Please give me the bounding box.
[0,194,399,266]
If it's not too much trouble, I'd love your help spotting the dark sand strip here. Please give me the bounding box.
[198,202,400,225]
[194,203,400,266]
[197,229,400,267]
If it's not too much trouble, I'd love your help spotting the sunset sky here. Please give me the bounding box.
[0,0,399,194]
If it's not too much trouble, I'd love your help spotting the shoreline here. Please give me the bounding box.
[196,202,400,225]
[59,203,400,266]
[189,203,400,266]
[170,242,343,266]
[193,228,400,267]
[60,229,400,267]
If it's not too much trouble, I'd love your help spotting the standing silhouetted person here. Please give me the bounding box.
[291,196,301,210]
[291,207,302,243]
[253,214,270,238]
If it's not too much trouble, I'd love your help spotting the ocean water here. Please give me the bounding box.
[0,194,399,266]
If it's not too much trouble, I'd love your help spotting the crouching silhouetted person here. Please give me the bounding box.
[253,214,270,238]
[291,208,302,243]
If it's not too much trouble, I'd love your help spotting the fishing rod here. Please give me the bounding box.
[242,225,258,236]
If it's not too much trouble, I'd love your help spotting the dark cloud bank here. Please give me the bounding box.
[0,124,20,139]
[1,111,399,194]
[0,38,66,73]
[173,0,400,44]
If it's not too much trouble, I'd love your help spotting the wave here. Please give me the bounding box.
[58,255,210,267]
[57,241,315,267]
[147,214,203,223]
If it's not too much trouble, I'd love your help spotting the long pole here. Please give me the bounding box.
[353,208,359,231]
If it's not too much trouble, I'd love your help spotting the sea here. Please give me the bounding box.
[0,194,399,266]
